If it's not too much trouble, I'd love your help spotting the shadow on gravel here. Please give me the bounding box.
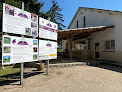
[93,63,122,73]
[50,57,122,73]
[76,60,122,73]
[0,71,44,86]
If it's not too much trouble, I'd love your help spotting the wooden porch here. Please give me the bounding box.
[58,26,114,59]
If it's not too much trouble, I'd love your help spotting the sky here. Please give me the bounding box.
[39,0,122,29]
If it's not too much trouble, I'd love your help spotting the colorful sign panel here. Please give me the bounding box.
[3,3,38,36]
[39,40,57,60]
[39,17,58,40]
[2,35,38,65]
[48,41,57,59]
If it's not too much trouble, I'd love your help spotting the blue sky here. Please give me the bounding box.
[39,0,122,29]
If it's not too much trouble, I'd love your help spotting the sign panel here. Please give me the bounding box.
[3,3,38,36]
[2,35,38,65]
[39,40,49,60]
[39,40,57,60]
[39,17,58,40]
[48,41,57,59]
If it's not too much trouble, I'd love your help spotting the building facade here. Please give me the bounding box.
[62,7,122,62]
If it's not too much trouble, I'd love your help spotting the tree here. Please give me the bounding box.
[19,0,44,15]
[46,0,65,30]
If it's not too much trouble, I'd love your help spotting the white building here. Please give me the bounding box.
[60,7,122,62]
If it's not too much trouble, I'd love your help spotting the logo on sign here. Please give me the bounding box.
[47,23,52,27]
[12,39,16,44]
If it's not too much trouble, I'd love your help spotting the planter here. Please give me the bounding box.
[36,63,44,71]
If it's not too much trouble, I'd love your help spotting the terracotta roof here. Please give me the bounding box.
[58,26,114,40]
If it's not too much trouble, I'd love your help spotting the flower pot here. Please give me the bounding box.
[36,63,44,71]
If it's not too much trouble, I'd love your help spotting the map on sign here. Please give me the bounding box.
[39,40,57,60]
[3,3,38,37]
[2,35,38,65]
[39,17,58,40]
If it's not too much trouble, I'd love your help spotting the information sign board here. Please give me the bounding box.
[39,17,58,40]
[3,3,38,36]
[2,35,38,65]
[39,40,57,60]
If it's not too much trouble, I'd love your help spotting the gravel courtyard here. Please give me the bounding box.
[0,64,122,92]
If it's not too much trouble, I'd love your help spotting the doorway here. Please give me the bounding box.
[95,43,100,59]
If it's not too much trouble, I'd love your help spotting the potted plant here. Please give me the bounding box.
[36,61,44,71]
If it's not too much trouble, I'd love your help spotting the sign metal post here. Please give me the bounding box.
[20,62,24,85]
[46,18,50,75]
[20,2,24,85]
[47,60,49,75]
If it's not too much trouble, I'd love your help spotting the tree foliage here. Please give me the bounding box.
[0,0,65,30]
[46,0,65,30]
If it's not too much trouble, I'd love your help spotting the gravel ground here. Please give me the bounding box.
[0,65,122,92]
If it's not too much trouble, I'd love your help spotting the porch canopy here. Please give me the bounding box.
[57,25,115,59]
[58,25,114,40]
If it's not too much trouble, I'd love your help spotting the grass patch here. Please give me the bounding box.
[0,65,20,82]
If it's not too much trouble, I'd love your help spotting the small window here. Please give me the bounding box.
[104,40,115,51]
[77,20,78,28]
[84,16,86,27]
[105,41,110,50]
[111,40,115,50]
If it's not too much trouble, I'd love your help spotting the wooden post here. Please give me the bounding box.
[69,39,72,60]
[67,35,74,60]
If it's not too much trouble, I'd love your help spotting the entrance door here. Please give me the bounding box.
[95,43,100,59]
[66,42,69,51]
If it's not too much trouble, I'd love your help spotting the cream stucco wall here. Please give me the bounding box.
[67,8,122,62]
[69,8,115,29]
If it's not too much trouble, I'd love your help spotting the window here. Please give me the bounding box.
[111,40,115,50]
[104,40,115,51]
[84,16,86,27]
[77,20,78,28]
[73,40,86,50]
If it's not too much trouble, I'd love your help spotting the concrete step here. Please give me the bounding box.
[45,62,87,68]
[86,62,100,66]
